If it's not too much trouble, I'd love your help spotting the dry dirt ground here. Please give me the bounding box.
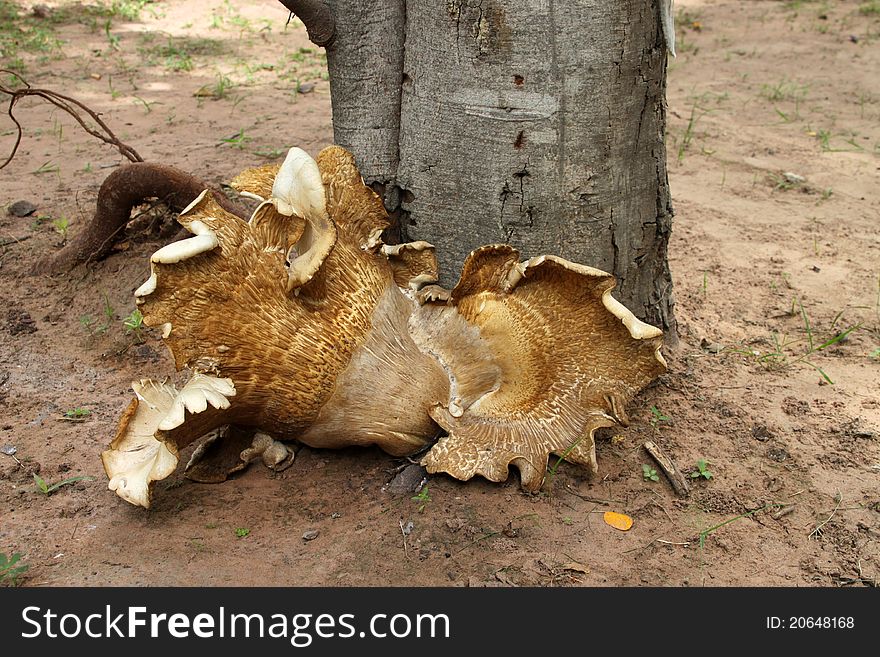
[0,0,878,587]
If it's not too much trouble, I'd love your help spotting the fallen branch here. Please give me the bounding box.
[643,440,690,497]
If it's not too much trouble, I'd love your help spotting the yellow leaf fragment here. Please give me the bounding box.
[603,511,633,531]
[559,562,590,574]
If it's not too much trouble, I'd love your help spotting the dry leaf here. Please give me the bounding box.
[603,511,633,531]
[559,561,590,574]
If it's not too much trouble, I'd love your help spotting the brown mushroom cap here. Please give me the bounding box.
[104,144,666,506]
[421,245,666,492]
[228,162,280,201]
[105,146,449,506]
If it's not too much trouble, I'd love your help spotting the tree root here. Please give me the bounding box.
[0,71,249,273]
[32,163,249,274]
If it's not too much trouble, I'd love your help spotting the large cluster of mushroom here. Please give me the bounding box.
[101,146,666,508]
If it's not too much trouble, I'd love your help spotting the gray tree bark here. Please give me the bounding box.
[287,0,675,335]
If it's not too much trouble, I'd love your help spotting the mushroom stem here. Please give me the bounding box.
[33,163,249,274]
[278,0,336,48]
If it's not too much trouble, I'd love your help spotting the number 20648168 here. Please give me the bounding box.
[766,617,854,629]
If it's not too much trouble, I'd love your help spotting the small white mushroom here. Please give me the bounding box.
[271,147,327,219]
[157,374,236,431]
[150,220,219,264]
[135,272,157,298]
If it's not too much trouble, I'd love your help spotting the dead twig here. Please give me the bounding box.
[643,440,691,497]
[1,451,24,469]
[0,235,32,248]
[771,505,795,520]
[0,70,143,170]
[809,491,842,540]
[398,519,409,556]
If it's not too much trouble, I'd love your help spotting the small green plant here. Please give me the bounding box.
[761,78,809,104]
[33,473,93,496]
[210,74,235,99]
[411,485,431,512]
[32,161,59,175]
[0,552,28,586]
[218,128,250,149]
[103,0,156,22]
[52,217,70,240]
[871,348,880,360]
[133,96,160,113]
[690,459,713,480]
[860,1,880,16]
[544,435,587,489]
[254,147,287,159]
[100,292,115,332]
[731,298,860,384]
[642,464,660,482]
[27,214,49,231]
[770,172,805,191]
[104,19,121,51]
[698,504,783,549]
[649,405,670,428]
[123,309,145,342]
[64,407,91,419]
[107,75,123,100]
[677,102,703,163]
[235,527,250,538]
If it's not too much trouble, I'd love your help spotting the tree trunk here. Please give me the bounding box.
[294,0,675,335]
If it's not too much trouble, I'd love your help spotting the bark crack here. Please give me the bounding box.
[447,1,463,62]
[498,182,513,242]
[498,161,532,243]
[472,0,486,58]
[610,207,620,279]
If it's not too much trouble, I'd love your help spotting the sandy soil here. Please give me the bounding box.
[0,0,878,587]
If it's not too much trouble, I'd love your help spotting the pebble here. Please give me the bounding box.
[302,529,319,541]
[7,200,37,217]
[388,463,427,494]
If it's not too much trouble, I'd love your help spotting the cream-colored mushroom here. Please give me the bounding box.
[101,375,235,508]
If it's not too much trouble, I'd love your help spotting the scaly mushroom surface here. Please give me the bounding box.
[103,145,666,507]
